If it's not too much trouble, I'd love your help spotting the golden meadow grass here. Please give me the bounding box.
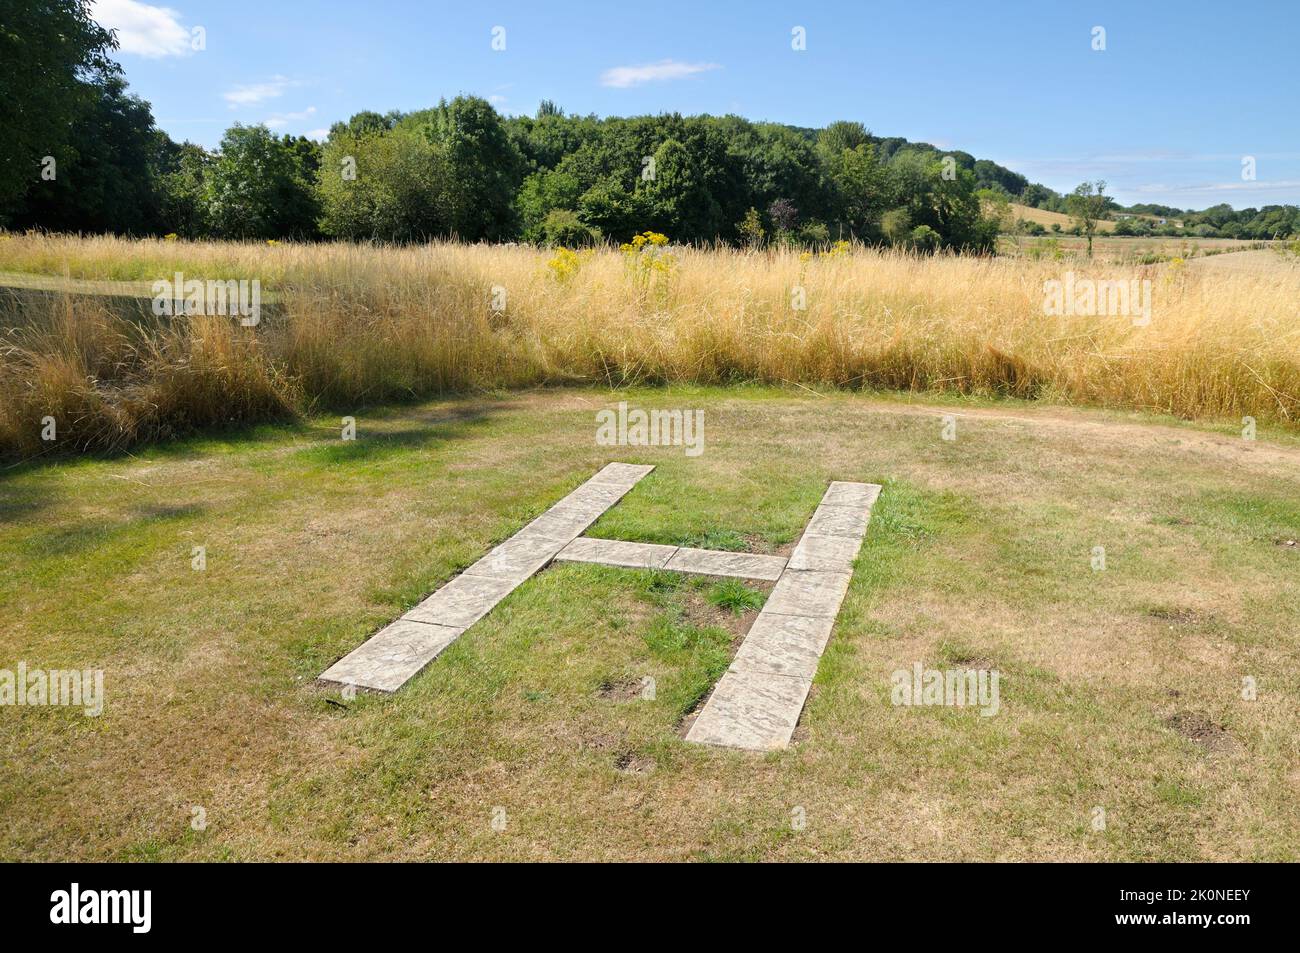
[1,231,1298,459]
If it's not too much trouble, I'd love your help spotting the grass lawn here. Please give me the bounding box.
[2,386,1299,861]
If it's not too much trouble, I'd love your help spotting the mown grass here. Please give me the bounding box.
[2,387,1298,860]
[1,231,1297,461]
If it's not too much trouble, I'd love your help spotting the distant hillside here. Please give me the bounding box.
[1008,203,1115,233]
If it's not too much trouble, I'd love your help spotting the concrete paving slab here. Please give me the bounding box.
[556,537,677,569]
[787,533,862,572]
[805,504,870,539]
[664,548,787,581]
[822,481,882,509]
[319,619,465,693]
[730,613,836,679]
[463,534,566,581]
[764,569,852,618]
[589,462,655,487]
[514,506,602,542]
[684,668,812,750]
[403,572,519,628]
[550,481,630,515]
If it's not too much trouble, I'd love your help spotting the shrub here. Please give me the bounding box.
[541,208,599,247]
[909,225,940,253]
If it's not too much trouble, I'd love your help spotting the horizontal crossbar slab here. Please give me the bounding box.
[555,539,787,580]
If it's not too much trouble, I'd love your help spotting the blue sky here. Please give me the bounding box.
[92,0,1300,209]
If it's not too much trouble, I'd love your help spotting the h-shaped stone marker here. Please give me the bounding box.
[319,462,881,751]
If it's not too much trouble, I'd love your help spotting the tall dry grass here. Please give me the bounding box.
[1,231,1297,459]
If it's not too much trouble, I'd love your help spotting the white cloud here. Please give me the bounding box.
[224,76,293,108]
[263,106,316,129]
[305,128,330,141]
[92,0,194,58]
[600,60,720,88]
[1136,179,1300,194]
[488,94,507,106]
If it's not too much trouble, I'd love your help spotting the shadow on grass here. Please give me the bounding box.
[0,396,516,525]
[17,500,211,559]
[292,400,512,465]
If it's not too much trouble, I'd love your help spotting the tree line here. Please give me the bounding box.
[0,81,1008,252]
[3,1,1295,249]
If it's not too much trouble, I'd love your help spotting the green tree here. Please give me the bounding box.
[414,96,522,241]
[976,188,1012,234]
[728,123,830,226]
[516,168,581,242]
[205,124,318,240]
[1065,180,1109,258]
[316,127,449,242]
[577,178,645,242]
[0,0,118,219]
[329,110,398,139]
[825,143,888,239]
[816,121,871,159]
[540,208,599,246]
[909,224,940,253]
[880,207,912,246]
[798,219,830,245]
[737,207,765,248]
[14,75,168,234]
[283,134,322,183]
[972,159,1028,196]
[638,138,723,241]
[158,141,212,238]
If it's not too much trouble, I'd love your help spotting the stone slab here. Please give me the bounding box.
[805,504,870,539]
[664,547,787,581]
[462,533,567,582]
[822,481,882,509]
[787,533,863,573]
[589,462,655,487]
[319,618,465,693]
[764,569,852,618]
[684,667,812,750]
[556,537,678,569]
[403,572,519,628]
[730,613,835,679]
[550,481,631,515]
[514,506,602,543]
